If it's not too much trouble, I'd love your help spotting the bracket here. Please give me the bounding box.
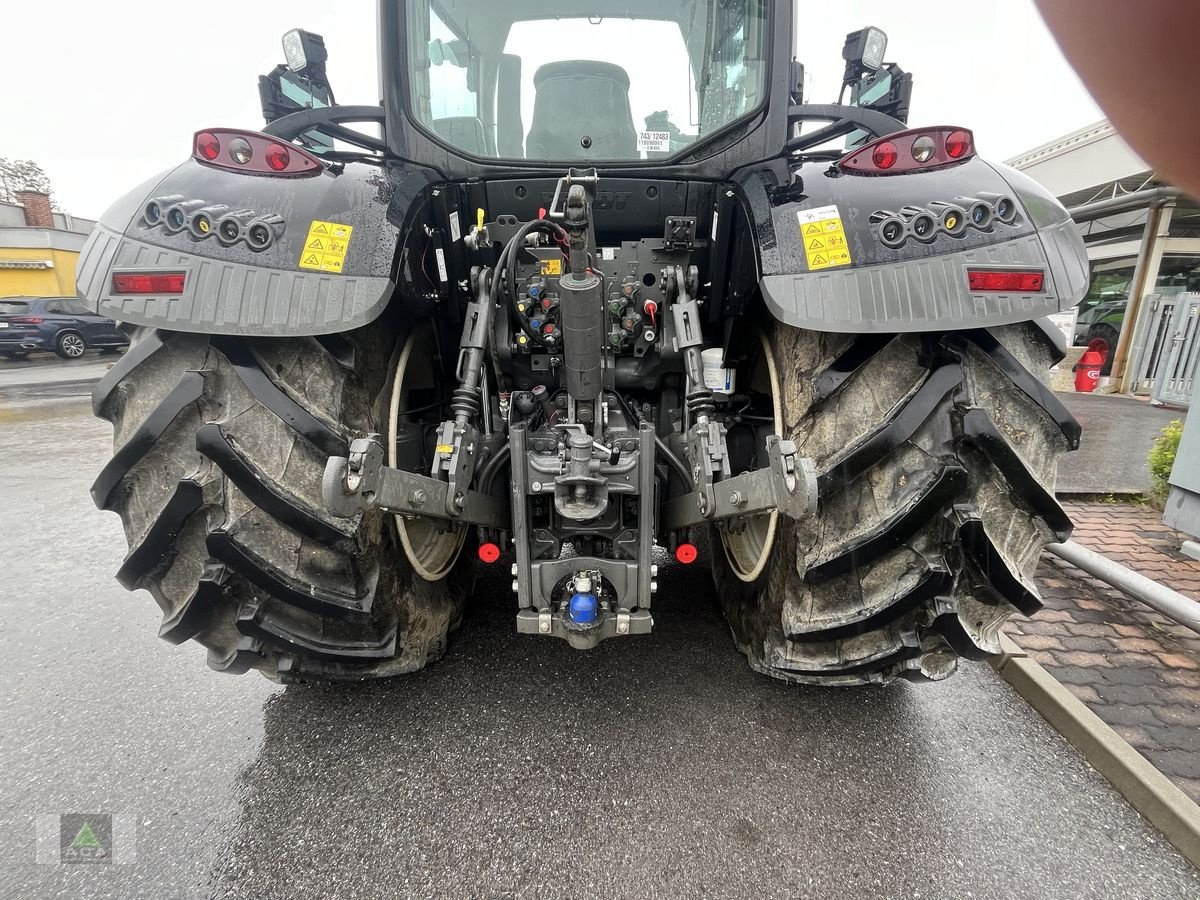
[323,435,508,529]
[661,437,818,531]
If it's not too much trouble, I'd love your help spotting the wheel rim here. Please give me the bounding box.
[720,330,782,583]
[61,334,85,357]
[389,327,467,582]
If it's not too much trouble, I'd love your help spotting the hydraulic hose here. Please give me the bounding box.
[606,390,694,489]
[477,442,511,492]
[493,218,565,341]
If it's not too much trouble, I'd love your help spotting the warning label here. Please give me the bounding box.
[299,220,354,273]
[540,258,563,276]
[797,206,852,271]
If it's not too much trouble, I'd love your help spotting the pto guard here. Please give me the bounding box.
[750,158,1089,334]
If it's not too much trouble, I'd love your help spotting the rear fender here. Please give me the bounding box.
[742,156,1088,333]
[76,158,435,336]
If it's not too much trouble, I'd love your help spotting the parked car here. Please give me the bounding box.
[0,296,129,360]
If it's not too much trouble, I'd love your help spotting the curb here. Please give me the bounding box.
[992,633,1200,868]
[0,375,104,392]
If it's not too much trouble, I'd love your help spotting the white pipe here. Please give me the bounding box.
[1046,541,1200,636]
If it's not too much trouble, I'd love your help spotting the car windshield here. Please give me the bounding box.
[403,0,769,162]
[0,301,32,314]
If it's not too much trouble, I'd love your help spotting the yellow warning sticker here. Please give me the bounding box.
[540,258,563,276]
[299,220,354,272]
[797,206,852,271]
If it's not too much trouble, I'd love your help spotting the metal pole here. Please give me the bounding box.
[1046,541,1200,636]
[1114,202,1174,393]
[1067,187,1182,223]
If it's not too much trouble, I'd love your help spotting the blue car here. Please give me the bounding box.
[0,296,129,360]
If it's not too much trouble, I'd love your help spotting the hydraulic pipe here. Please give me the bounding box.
[1046,540,1200,636]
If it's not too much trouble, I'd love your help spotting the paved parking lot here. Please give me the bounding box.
[1056,392,1183,495]
[1008,501,1200,803]
[2,372,1198,898]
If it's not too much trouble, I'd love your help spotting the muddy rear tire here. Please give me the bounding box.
[712,322,1079,685]
[91,324,474,681]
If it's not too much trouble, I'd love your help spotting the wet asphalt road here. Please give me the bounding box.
[2,369,1199,899]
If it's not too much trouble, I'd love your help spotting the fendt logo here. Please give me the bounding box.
[539,191,633,211]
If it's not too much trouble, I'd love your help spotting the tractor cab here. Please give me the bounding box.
[260,1,910,177]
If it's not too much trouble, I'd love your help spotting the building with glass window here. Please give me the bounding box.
[0,192,96,298]
[1009,121,1200,397]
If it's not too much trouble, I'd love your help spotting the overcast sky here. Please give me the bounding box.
[0,0,1101,220]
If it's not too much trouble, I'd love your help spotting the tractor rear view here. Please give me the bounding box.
[81,1,1086,685]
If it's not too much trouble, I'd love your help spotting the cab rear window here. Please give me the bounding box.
[0,301,32,314]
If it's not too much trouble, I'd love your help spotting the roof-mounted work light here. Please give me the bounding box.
[282,29,329,77]
[842,27,888,83]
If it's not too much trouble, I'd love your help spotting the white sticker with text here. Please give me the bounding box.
[637,131,671,153]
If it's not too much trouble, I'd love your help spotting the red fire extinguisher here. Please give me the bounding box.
[1074,348,1105,393]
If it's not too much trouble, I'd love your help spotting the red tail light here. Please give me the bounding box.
[112,272,187,294]
[967,270,1046,293]
[478,542,501,564]
[10,316,45,325]
[192,128,322,177]
[840,127,976,175]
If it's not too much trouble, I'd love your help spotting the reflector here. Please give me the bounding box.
[112,272,186,294]
[675,543,698,564]
[967,270,1045,293]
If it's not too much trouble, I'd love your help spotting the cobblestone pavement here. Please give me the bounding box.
[1014,501,1200,802]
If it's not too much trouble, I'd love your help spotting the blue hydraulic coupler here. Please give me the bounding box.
[568,592,598,625]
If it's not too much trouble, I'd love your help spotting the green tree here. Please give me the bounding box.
[0,158,58,209]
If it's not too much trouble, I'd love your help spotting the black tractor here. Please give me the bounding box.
[81,1,1086,685]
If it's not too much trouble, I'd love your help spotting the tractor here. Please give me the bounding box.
[82,1,1087,685]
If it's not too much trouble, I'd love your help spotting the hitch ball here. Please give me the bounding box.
[568,591,598,625]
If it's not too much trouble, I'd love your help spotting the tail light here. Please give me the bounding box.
[111,272,187,295]
[193,129,322,177]
[967,270,1045,293]
[840,127,976,175]
[10,316,45,325]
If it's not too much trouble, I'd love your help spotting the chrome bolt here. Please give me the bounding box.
[412,489,428,506]
[512,579,520,593]
[650,565,659,577]
[730,490,746,508]
[531,481,543,492]
[511,563,518,576]
[454,492,466,509]
[617,620,629,635]
[539,618,551,633]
